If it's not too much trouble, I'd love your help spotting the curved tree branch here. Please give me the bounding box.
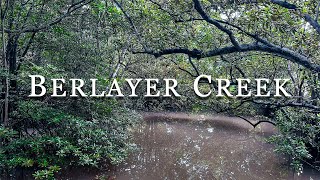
[193,0,240,49]
[5,0,93,34]
[270,0,320,34]
[134,42,320,72]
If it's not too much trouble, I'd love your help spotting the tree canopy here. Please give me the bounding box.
[1,0,320,178]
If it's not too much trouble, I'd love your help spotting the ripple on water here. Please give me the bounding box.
[109,117,295,180]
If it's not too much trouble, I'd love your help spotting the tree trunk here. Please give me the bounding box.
[1,3,9,127]
[6,34,18,88]
[1,34,19,127]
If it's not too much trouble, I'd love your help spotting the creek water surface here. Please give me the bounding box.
[59,113,320,180]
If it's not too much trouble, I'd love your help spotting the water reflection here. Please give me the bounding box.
[112,113,291,180]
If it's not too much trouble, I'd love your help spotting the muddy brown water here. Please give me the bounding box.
[59,113,320,180]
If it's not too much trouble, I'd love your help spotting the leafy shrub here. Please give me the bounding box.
[269,108,320,172]
[0,100,140,179]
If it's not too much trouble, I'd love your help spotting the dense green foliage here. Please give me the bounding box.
[0,0,140,178]
[1,102,139,179]
[268,108,320,171]
[1,0,320,178]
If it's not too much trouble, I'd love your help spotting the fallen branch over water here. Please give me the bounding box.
[234,115,276,128]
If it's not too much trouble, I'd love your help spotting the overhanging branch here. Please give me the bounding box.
[5,0,93,34]
[270,0,320,34]
[134,42,320,72]
[193,0,240,49]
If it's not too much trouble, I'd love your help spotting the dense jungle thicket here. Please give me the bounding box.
[1,0,320,179]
